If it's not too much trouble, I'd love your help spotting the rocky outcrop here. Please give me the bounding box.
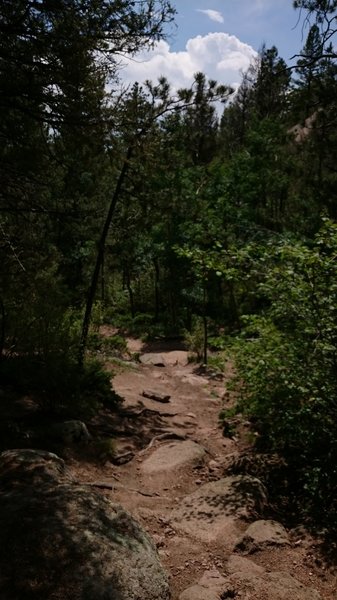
[0,449,170,600]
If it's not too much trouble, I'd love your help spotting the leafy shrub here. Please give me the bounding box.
[184,317,205,360]
[0,356,121,417]
[87,332,128,355]
[101,335,127,353]
[107,312,166,339]
[92,437,117,462]
[229,220,337,527]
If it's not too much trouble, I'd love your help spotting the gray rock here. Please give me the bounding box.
[139,353,166,366]
[171,475,268,543]
[0,449,170,600]
[139,351,189,367]
[141,440,206,474]
[50,420,91,445]
[235,519,290,554]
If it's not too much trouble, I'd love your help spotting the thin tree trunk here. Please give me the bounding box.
[228,281,241,330]
[78,145,133,366]
[202,283,208,364]
[153,258,160,321]
[0,298,5,360]
[101,252,105,304]
[125,267,135,318]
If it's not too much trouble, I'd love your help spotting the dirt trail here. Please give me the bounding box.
[71,340,337,600]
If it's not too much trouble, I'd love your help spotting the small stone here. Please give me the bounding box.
[152,534,165,548]
[208,460,219,472]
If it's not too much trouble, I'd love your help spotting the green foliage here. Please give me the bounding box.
[229,220,337,523]
[87,331,127,355]
[102,335,128,353]
[184,317,205,360]
[207,353,226,372]
[92,437,117,462]
[0,356,120,417]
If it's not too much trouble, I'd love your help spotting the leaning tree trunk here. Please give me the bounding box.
[202,283,208,365]
[125,265,135,319]
[0,298,5,360]
[153,257,160,322]
[78,145,133,367]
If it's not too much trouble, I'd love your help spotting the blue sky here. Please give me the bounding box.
[121,1,308,92]
[171,1,303,61]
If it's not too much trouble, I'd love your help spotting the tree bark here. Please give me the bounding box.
[202,283,208,364]
[153,257,160,321]
[0,298,5,360]
[78,145,133,366]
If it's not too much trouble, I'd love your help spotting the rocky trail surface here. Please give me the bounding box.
[70,339,337,600]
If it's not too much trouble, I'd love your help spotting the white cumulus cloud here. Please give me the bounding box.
[120,32,257,93]
[196,9,224,24]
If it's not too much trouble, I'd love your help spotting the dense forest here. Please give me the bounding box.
[1,0,337,530]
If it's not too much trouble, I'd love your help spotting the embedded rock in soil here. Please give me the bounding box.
[0,449,170,600]
[226,554,265,577]
[181,373,209,386]
[179,569,227,600]
[140,440,206,474]
[228,567,322,600]
[235,519,290,554]
[223,555,322,599]
[139,351,189,367]
[171,475,268,543]
[180,559,322,600]
[139,353,166,366]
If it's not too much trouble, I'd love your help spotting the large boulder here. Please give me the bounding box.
[0,449,170,600]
